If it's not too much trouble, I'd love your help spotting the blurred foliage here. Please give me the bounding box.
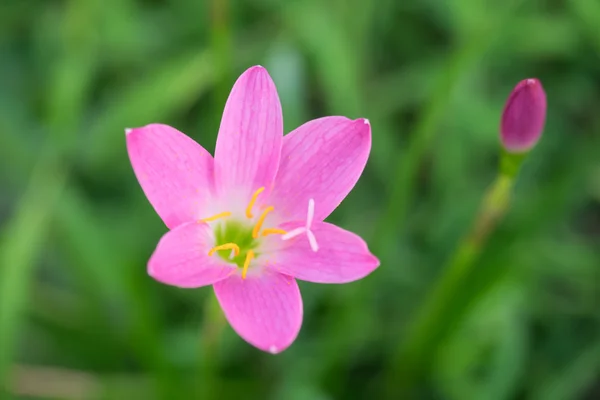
[1,0,599,399]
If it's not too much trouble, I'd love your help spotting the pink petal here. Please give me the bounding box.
[500,78,547,153]
[273,221,379,284]
[270,117,371,221]
[126,124,214,229]
[214,66,283,197]
[148,222,235,288]
[214,270,302,353]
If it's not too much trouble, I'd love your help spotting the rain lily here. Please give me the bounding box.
[500,78,547,153]
[126,66,379,353]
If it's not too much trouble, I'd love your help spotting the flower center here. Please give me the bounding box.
[212,220,257,267]
[202,187,287,279]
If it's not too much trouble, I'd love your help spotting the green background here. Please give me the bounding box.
[1,0,599,399]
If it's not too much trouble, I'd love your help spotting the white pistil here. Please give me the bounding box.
[281,198,319,252]
[307,230,319,252]
[306,198,315,227]
[281,227,306,240]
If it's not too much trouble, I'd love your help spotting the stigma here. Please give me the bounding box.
[281,198,319,252]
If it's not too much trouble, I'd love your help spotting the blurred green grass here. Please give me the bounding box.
[1,0,599,399]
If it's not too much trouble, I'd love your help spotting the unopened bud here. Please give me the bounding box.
[500,79,547,153]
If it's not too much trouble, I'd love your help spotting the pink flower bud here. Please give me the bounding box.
[500,78,547,153]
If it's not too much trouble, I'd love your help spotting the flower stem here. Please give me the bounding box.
[0,151,67,395]
[209,0,232,139]
[198,293,226,398]
[371,0,525,265]
[388,150,526,394]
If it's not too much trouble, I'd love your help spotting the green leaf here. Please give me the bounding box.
[86,50,218,172]
[0,156,67,393]
[530,340,600,400]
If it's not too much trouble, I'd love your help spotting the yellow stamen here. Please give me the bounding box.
[201,211,232,222]
[252,206,274,238]
[246,187,265,218]
[208,243,240,257]
[261,228,287,237]
[241,250,255,279]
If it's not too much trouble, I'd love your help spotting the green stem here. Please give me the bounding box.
[388,151,525,394]
[0,152,67,396]
[198,293,226,398]
[209,0,232,140]
[371,0,525,263]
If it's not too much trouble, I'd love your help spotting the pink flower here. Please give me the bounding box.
[500,78,547,153]
[126,66,379,353]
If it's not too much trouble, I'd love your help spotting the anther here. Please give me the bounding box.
[208,243,240,257]
[241,250,255,279]
[252,206,274,238]
[246,187,265,218]
[201,211,232,222]
[261,228,287,237]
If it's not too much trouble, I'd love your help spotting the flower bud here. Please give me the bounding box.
[500,78,547,153]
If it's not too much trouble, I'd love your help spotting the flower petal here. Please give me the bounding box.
[214,270,302,353]
[273,221,379,284]
[270,117,371,221]
[148,222,235,288]
[214,66,283,197]
[126,124,215,229]
[500,78,547,153]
